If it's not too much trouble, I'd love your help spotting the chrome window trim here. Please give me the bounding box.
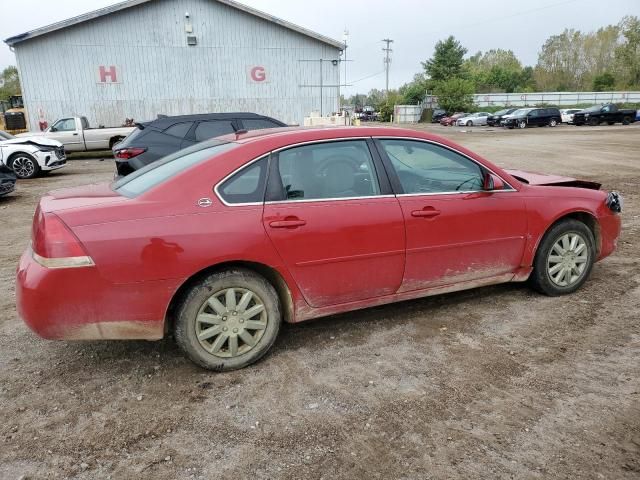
[214,135,519,207]
[374,136,517,192]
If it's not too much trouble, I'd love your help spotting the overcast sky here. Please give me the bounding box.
[1,0,638,94]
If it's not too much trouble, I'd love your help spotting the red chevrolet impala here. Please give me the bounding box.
[16,127,622,370]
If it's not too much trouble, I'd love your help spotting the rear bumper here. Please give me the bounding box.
[16,247,172,340]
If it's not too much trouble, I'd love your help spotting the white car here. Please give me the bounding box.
[0,130,67,179]
[456,112,491,126]
[560,109,582,124]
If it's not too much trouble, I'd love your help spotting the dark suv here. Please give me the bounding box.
[502,107,561,129]
[113,113,286,175]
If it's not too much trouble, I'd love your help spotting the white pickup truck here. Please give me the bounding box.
[16,116,135,152]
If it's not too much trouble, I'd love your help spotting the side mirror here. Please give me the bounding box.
[483,173,505,191]
[49,126,57,132]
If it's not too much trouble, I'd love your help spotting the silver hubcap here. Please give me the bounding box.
[195,288,267,358]
[547,233,589,287]
[519,121,526,129]
[13,156,35,178]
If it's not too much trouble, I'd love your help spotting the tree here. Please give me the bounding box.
[422,36,467,82]
[592,72,615,91]
[615,15,640,88]
[465,49,524,93]
[399,74,427,104]
[433,78,475,112]
[0,66,21,102]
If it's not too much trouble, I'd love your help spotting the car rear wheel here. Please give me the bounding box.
[549,118,558,127]
[529,219,595,296]
[10,153,40,179]
[518,120,527,129]
[174,268,282,371]
[622,116,631,125]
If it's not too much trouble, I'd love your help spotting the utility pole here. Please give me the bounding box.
[382,38,393,95]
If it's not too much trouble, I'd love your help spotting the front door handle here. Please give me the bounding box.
[269,218,307,228]
[411,207,441,218]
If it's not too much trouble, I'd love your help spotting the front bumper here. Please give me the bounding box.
[16,247,170,340]
[0,179,16,196]
[34,150,67,171]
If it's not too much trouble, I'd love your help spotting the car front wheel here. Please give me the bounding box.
[518,120,527,129]
[11,153,40,179]
[529,219,595,296]
[466,120,473,126]
[174,268,282,371]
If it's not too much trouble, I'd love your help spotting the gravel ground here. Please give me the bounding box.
[1,124,639,480]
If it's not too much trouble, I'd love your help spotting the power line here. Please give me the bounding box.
[349,70,386,85]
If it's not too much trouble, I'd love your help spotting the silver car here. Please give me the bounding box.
[456,112,492,126]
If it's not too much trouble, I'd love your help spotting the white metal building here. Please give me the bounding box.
[5,0,344,130]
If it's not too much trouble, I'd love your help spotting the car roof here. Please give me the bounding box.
[142,112,286,129]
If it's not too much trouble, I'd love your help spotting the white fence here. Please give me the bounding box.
[393,105,422,123]
[424,91,640,108]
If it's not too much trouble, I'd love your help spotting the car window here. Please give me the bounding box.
[0,130,15,140]
[380,139,484,194]
[195,121,235,142]
[53,118,76,131]
[276,140,380,201]
[218,157,268,204]
[164,122,194,139]
[81,117,90,129]
[241,118,282,131]
[114,141,237,197]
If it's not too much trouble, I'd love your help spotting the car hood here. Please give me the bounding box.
[505,169,601,189]
[2,136,62,148]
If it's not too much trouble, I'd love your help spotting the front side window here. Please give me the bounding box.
[53,118,76,132]
[218,157,268,204]
[276,140,380,201]
[195,121,235,142]
[380,139,484,194]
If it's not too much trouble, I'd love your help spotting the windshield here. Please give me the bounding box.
[114,140,237,197]
[0,130,15,140]
[512,108,532,116]
[494,109,508,115]
[584,105,602,112]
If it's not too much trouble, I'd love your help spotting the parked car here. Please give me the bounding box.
[17,116,135,152]
[0,162,16,196]
[487,108,519,126]
[17,126,622,371]
[636,109,640,121]
[440,112,467,126]
[113,113,287,176]
[560,109,582,124]
[431,109,447,123]
[502,108,562,129]
[456,112,492,127]
[572,104,637,126]
[0,130,66,179]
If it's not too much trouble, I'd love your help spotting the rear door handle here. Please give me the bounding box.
[411,208,441,218]
[269,218,307,228]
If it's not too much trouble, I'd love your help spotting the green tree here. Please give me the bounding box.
[399,74,428,104]
[592,72,616,91]
[615,15,640,88]
[433,78,475,112]
[465,49,524,93]
[0,66,21,102]
[422,36,467,82]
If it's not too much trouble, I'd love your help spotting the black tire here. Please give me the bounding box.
[549,118,558,127]
[109,136,125,149]
[174,268,282,371]
[622,116,631,125]
[10,153,40,179]
[518,120,527,129]
[466,120,473,127]
[589,117,599,126]
[529,219,596,296]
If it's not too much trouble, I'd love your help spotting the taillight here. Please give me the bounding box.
[114,147,146,160]
[31,211,94,268]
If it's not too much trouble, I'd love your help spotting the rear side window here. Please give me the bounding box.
[114,142,236,197]
[195,121,235,142]
[217,157,268,204]
[164,122,193,139]
[241,118,283,130]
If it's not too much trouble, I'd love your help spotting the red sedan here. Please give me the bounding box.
[16,127,622,370]
[440,112,467,126]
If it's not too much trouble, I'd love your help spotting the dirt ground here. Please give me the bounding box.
[1,124,639,480]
